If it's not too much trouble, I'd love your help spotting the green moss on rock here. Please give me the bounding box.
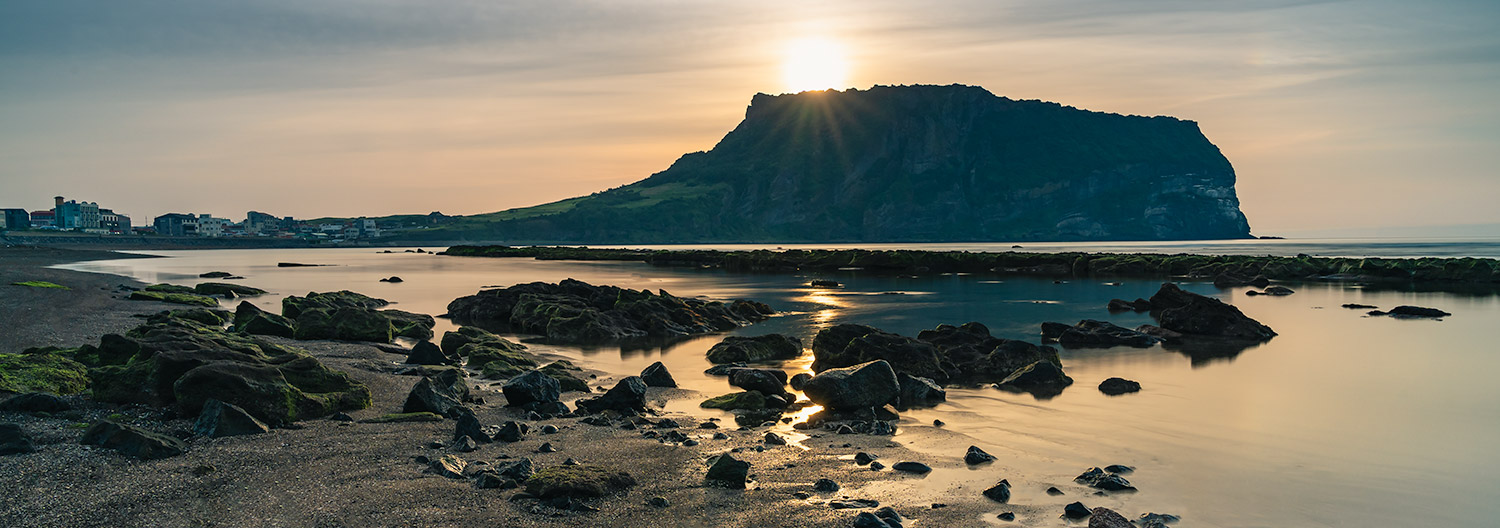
[359,411,443,423]
[0,348,90,395]
[10,281,69,289]
[129,290,220,307]
[523,465,637,498]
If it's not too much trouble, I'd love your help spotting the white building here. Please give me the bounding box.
[197,214,226,237]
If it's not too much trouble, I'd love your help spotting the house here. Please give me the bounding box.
[0,208,27,230]
[153,213,199,236]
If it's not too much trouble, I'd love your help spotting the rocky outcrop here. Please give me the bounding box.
[813,322,1059,385]
[233,301,294,338]
[575,377,648,415]
[1148,284,1276,340]
[194,398,271,437]
[1051,320,1161,348]
[1370,305,1451,318]
[445,279,773,343]
[403,369,470,417]
[85,316,370,425]
[994,360,1073,398]
[80,420,186,459]
[640,361,677,388]
[705,334,802,364]
[1098,377,1142,395]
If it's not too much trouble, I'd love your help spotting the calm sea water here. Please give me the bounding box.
[57,242,1500,527]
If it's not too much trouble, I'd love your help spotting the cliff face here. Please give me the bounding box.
[459,84,1251,242]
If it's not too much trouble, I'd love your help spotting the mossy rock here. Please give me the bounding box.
[293,307,394,343]
[144,284,197,294]
[381,309,436,340]
[194,282,267,297]
[147,309,231,326]
[700,390,767,410]
[233,301,294,338]
[0,348,90,395]
[539,361,590,392]
[282,291,389,319]
[440,326,525,357]
[359,411,443,423]
[129,290,220,307]
[11,281,68,290]
[460,343,537,371]
[705,334,803,364]
[523,465,637,498]
[480,361,528,380]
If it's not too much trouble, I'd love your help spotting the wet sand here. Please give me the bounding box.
[0,247,1047,528]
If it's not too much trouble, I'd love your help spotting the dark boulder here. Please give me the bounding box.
[428,454,466,479]
[896,373,945,410]
[403,369,470,417]
[965,445,997,465]
[891,461,931,474]
[494,457,535,480]
[1106,298,1152,312]
[1089,507,1133,528]
[282,290,389,319]
[440,326,525,357]
[195,282,267,297]
[729,368,788,398]
[699,391,768,411]
[802,361,900,411]
[1040,321,1071,340]
[789,373,812,391]
[233,301,294,338]
[454,411,491,444]
[1075,467,1136,491]
[1057,320,1161,348]
[575,376,648,414]
[495,421,528,442]
[1341,303,1378,310]
[380,276,404,283]
[1373,305,1451,318]
[1098,377,1141,395]
[706,453,751,488]
[193,398,270,437]
[381,309,436,340]
[1134,324,1183,343]
[994,360,1073,398]
[706,334,802,364]
[80,420,186,459]
[502,370,561,407]
[1064,502,1092,519]
[405,340,455,366]
[0,392,70,413]
[293,307,394,343]
[813,478,839,492]
[0,424,37,456]
[983,479,1011,502]
[1149,284,1276,340]
[640,361,677,388]
[173,359,369,426]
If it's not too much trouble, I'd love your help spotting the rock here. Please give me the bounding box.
[891,461,931,474]
[429,454,467,478]
[965,445,997,465]
[852,512,891,528]
[818,321,1061,385]
[640,361,677,388]
[854,452,877,465]
[729,368,789,397]
[360,412,442,423]
[896,373,945,410]
[1056,320,1161,348]
[1134,324,1183,343]
[1063,501,1091,519]
[997,512,1016,521]
[446,279,773,344]
[1104,464,1134,474]
[293,306,396,343]
[403,369,470,417]
[1138,512,1182,527]
[764,432,787,445]
[802,360,900,411]
[502,370,561,407]
[1261,285,1295,296]
[168,357,369,427]
[1149,284,1276,340]
[405,340,455,366]
[281,290,388,318]
[994,360,1073,397]
[983,479,1011,502]
[1214,273,1269,288]
[700,391,768,411]
[454,437,479,453]
[0,392,70,413]
[810,280,841,288]
[381,309,436,340]
[0,423,38,456]
[538,361,589,393]
[813,478,840,492]
[194,282,267,297]
[1098,377,1141,395]
[1106,298,1152,312]
[706,453,751,488]
[706,334,803,364]
[537,442,557,453]
[193,399,270,437]
[647,496,670,508]
[1074,467,1136,491]
[233,301,295,338]
[1374,305,1451,318]
[495,421,528,443]
[831,499,880,509]
[454,412,491,444]
[80,420,186,459]
[474,472,512,489]
[1040,321,1071,340]
[380,276,404,283]
[705,362,748,376]
[816,326,947,381]
[1341,303,1378,310]
[494,458,535,480]
[1088,507,1133,528]
[789,373,812,391]
[1046,486,1065,496]
[128,290,220,307]
[575,376,648,414]
[199,271,233,278]
[869,461,885,470]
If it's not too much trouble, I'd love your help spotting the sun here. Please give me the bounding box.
[781,37,850,93]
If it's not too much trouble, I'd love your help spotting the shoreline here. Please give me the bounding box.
[0,246,1066,528]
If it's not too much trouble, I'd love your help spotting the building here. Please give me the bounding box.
[358,217,379,238]
[153,213,199,236]
[99,209,131,234]
[245,211,279,235]
[54,197,101,230]
[29,210,55,228]
[1,209,27,230]
[197,214,226,237]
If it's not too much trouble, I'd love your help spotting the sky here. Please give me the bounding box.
[2,0,1498,236]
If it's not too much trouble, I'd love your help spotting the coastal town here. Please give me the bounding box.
[0,195,452,242]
